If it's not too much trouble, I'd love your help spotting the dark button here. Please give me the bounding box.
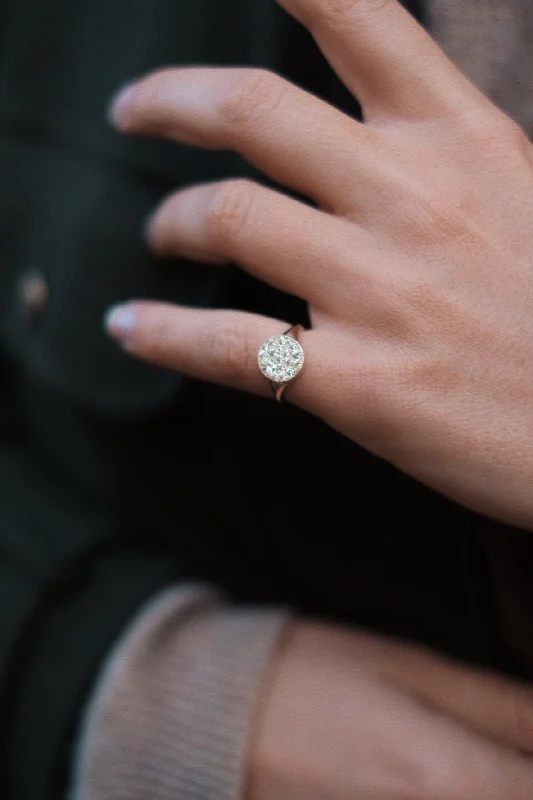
[19,271,49,323]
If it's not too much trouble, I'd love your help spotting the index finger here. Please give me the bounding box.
[277,0,486,121]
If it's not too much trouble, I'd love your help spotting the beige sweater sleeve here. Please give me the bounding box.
[69,585,292,800]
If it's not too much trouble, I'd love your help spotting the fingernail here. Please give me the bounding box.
[104,303,138,342]
[109,82,137,128]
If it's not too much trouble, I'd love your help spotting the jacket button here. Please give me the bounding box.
[20,270,49,323]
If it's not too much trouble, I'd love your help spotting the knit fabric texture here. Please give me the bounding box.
[70,586,291,800]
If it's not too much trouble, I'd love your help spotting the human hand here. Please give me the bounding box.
[107,0,533,529]
[249,621,533,800]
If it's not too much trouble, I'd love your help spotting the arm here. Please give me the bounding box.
[71,587,533,800]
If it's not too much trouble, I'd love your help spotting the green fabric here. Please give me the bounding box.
[6,547,179,800]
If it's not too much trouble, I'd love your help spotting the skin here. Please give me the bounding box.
[103,0,533,794]
[248,622,533,799]
[106,0,533,531]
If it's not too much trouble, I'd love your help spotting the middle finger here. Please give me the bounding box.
[111,67,387,216]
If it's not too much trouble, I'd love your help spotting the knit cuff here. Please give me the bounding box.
[69,585,292,800]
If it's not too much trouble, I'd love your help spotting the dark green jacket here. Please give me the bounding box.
[0,1,532,798]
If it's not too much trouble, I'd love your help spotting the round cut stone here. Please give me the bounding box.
[258,334,304,384]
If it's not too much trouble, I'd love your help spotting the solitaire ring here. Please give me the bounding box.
[258,324,305,402]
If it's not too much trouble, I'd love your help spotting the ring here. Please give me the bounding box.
[258,324,305,402]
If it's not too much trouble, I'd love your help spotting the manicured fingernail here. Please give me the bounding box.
[109,82,137,128]
[104,303,138,342]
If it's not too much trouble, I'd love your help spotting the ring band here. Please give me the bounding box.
[258,324,305,402]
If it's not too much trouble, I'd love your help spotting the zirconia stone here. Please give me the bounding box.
[258,334,304,384]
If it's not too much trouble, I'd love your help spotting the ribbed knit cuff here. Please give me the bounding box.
[69,585,292,800]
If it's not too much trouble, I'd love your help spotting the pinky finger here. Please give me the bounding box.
[104,301,330,413]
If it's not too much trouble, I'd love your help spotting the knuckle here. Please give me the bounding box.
[206,179,256,247]
[404,183,475,245]
[211,320,251,383]
[220,69,288,128]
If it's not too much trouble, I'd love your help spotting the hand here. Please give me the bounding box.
[107,0,533,529]
[249,621,533,800]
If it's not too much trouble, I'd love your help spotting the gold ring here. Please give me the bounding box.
[258,324,305,402]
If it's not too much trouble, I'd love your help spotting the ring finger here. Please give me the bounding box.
[105,303,339,416]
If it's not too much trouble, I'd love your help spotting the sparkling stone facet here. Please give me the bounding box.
[258,334,304,384]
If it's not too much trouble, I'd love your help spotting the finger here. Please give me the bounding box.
[111,66,381,215]
[147,178,380,312]
[340,629,533,754]
[277,0,485,121]
[104,304,339,416]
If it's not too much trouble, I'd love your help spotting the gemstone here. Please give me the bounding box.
[258,333,304,384]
